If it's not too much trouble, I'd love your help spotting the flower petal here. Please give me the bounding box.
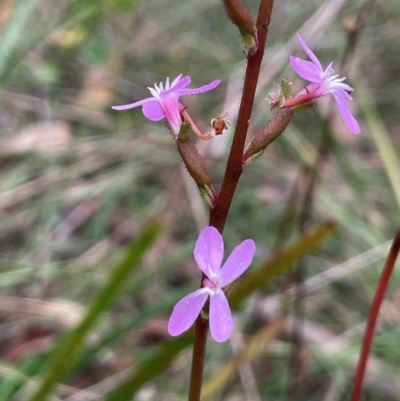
[162,75,191,96]
[111,97,155,111]
[170,74,183,87]
[194,226,224,278]
[321,62,334,82]
[220,239,255,287]
[209,291,233,342]
[290,56,323,83]
[176,79,221,97]
[159,95,182,134]
[333,91,361,134]
[296,33,323,72]
[142,101,165,121]
[324,83,354,96]
[168,288,209,336]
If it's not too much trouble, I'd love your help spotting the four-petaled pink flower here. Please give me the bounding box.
[168,226,255,343]
[284,33,360,134]
[112,74,220,135]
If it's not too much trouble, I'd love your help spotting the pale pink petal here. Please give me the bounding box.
[321,62,334,82]
[168,289,209,336]
[342,91,353,100]
[220,239,255,287]
[142,101,164,121]
[162,76,191,96]
[295,82,322,99]
[333,91,361,134]
[111,97,155,111]
[194,226,224,278]
[176,79,221,96]
[296,33,323,72]
[170,74,183,87]
[159,96,182,134]
[209,291,233,342]
[290,56,323,83]
[324,82,354,96]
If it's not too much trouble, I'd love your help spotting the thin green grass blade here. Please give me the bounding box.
[3,291,187,400]
[105,334,193,401]
[0,0,41,77]
[25,221,161,401]
[70,286,192,376]
[356,74,400,212]
[320,190,386,247]
[0,0,100,83]
[0,356,45,401]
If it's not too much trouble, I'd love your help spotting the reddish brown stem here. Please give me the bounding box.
[350,229,400,401]
[210,0,273,232]
[188,316,209,401]
[187,1,275,401]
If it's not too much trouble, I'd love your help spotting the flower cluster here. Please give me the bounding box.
[168,226,255,342]
[111,35,360,339]
[283,33,360,134]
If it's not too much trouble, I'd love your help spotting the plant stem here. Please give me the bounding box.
[350,229,400,401]
[188,315,209,401]
[210,0,273,232]
[187,1,275,400]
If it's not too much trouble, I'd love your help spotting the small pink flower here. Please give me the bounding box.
[168,226,255,343]
[112,74,220,135]
[284,33,360,134]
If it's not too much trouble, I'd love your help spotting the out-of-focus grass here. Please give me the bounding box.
[0,0,399,400]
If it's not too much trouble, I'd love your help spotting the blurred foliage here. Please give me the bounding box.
[0,0,399,400]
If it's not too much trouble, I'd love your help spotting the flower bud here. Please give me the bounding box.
[176,123,218,208]
[242,108,294,167]
[222,0,258,55]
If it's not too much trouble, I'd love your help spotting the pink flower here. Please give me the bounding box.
[112,74,220,135]
[168,226,255,343]
[284,33,360,134]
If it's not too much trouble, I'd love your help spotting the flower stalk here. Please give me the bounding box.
[209,0,273,232]
[187,1,275,400]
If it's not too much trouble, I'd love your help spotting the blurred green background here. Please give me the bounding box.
[0,0,399,400]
